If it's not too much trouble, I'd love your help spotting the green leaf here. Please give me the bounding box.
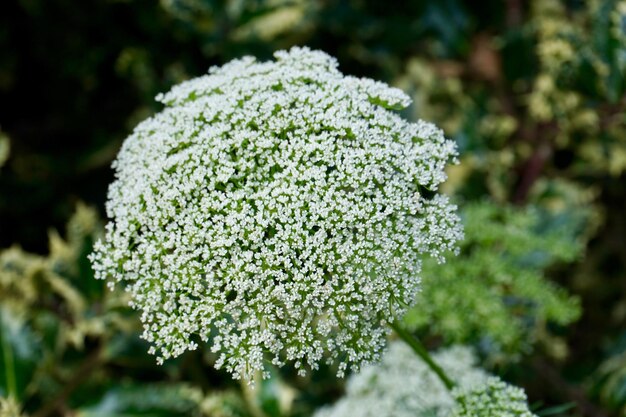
[0,308,39,400]
[258,368,282,417]
[76,383,202,417]
[535,402,576,416]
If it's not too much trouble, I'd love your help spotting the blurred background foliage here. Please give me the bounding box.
[1,0,625,416]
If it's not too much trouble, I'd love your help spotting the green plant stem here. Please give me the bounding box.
[0,315,17,399]
[390,320,455,391]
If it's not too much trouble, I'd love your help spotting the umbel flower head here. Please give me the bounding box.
[314,342,488,417]
[451,377,536,417]
[90,47,461,381]
[314,341,536,417]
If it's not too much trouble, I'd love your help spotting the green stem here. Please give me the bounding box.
[1,316,17,398]
[390,320,455,391]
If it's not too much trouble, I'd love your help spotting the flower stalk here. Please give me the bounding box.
[390,320,455,391]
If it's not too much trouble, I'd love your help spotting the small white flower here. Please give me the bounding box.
[90,47,461,381]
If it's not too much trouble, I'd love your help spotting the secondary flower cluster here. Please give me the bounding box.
[315,341,536,417]
[452,377,536,417]
[90,47,461,381]
[314,342,486,417]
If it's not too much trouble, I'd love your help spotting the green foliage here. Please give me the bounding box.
[161,0,316,47]
[0,206,191,415]
[590,333,626,415]
[404,199,582,360]
[0,204,134,414]
[395,0,626,206]
[0,203,127,351]
[527,0,626,176]
[77,384,203,417]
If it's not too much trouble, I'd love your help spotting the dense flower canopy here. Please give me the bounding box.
[90,47,461,381]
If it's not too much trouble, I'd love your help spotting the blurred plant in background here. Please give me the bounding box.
[404,199,585,364]
[314,342,489,417]
[1,0,625,415]
[314,341,538,417]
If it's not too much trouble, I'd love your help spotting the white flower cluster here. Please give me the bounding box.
[452,377,537,417]
[314,341,489,417]
[90,47,461,381]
